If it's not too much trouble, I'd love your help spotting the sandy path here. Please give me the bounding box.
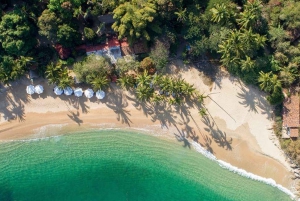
[0,62,295,191]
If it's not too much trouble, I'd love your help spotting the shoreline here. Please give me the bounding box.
[0,62,297,196]
[1,122,296,199]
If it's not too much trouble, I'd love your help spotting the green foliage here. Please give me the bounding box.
[0,56,26,84]
[84,27,96,41]
[210,3,237,26]
[48,0,85,12]
[278,1,300,31]
[149,39,169,71]
[136,84,154,101]
[57,68,73,89]
[57,24,80,47]
[45,62,63,85]
[140,57,155,71]
[237,0,263,29]
[117,74,136,90]
[199,108,208,117]
[112,1,161,44]
[91,74,109,91]
[136,70,152,87]
[73,55,112,83]
[115,57,140,75]
[279,63,298,87]
[258,71,284,104]
[38,9,61,40]
[45,62,73,88]
[268,26,288,48]
[0,9,36,56]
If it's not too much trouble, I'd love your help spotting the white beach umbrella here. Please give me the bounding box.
[96,90,105,99]
[26,85,35,95]
[64,87,73,96]
[54,86,63,95]
[34,85,44,94]
[84,88,94,99]
[74,88,83,97]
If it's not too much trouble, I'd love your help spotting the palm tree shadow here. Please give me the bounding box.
[10,102,25,122]
[126,95,154,117]
[67,110,83,125]
[174,130,191,149]
[201,115,232,150]
[150,102,177,128]
[237,86,258,113]
[105,90,132,126]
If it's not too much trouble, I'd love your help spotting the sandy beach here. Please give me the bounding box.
[0,60,296,193]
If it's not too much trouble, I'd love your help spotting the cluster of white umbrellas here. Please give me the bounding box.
[26,85,106,100]
[53,86,105,99]
[26,85,44,95]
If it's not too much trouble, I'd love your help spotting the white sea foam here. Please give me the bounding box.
[0,135,62,143]
[32,124,68,137]
[190,141,296,200]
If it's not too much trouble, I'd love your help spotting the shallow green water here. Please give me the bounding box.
[0,130,292,201]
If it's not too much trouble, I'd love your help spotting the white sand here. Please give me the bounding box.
[204,71,290,170]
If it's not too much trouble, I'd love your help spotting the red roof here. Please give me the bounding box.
[86,44,107,52]
[120,40,130,47]
[120,39,149,55]
[76,37,120,53]
[55,44,71,59]
[282,94,299,128]
[107,38,120,48]
[290,128,299,138]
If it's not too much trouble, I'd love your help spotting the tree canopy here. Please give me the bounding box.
[0,9,36,56]
[112,1,161,44]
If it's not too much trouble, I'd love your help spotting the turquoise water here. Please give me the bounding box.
[0,130,292,201]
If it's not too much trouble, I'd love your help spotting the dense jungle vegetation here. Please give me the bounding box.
[1,0,300,104]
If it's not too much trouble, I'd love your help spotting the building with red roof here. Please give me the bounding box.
[282,90,299,138]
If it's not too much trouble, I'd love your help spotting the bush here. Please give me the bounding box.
[140,57,155,72]
[66,58,75,65]
[84,27,96,41]
[73,55,112,83]
[150,39,169,71]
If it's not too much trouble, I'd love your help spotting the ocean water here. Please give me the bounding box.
[0,130,292,201]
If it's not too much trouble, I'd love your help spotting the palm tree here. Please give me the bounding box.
[173,78,185,95]
[91,74,109,91]
[45,63,62,85]
[151,93,165,105]
[254,34,267,49]
[181,82,195,96]
[258,71,282,93]
[237,0,262,29]
[270,73,282,91]
[57,75,73,90]
[159,76,171,94]
[17,56,33,69]
[279,65,298,87]
[218,30,244,66]
[199,108,208,117]
[197,93,208,104]
[136,71,151,87]
[210,4,228,24]
[152,73,163,86]
[237,10,256,29]
[136,85,153,101]
[241,56,255,72]
[118,75,135,90]
[175,8,187,22]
